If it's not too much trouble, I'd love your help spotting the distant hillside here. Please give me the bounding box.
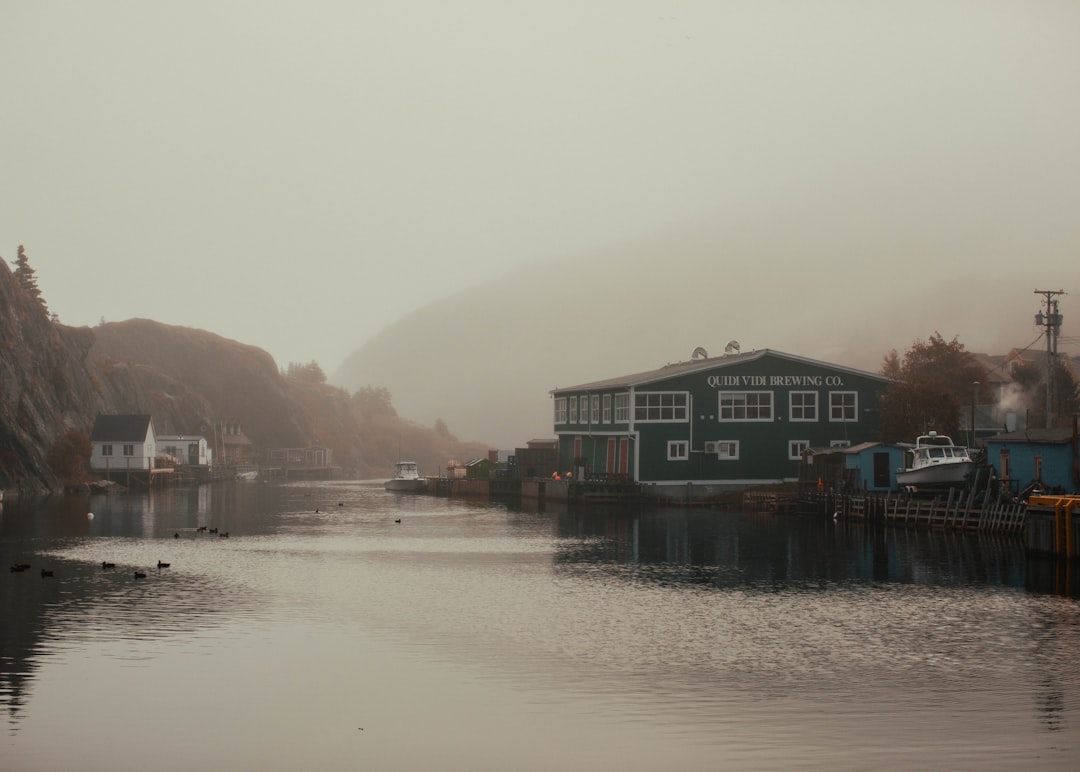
[0,261,489,492]
[332,218,1044,447]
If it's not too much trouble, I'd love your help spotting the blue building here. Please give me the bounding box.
[803,441,907,492]
[985,428,1080,494]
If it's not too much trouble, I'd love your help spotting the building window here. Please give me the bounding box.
[667,440,689,461]
[102,444,113,457]
[830,440,851,448]
[789,440,809,460]
[715,440,739,460]
[123,444,135,456]
[569,396,578,424]
[789,391,818,421]
[1034,455,1043,482]
[602,394,612,423]
[1000,449,1010,481]
[719,391,773,421]
[591,395,600,424]
[554,398,567,424]
[615,393,629,422]
[634,392,689,422]
[829,391,857,422]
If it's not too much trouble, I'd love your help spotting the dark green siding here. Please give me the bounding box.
[554,352,890,485]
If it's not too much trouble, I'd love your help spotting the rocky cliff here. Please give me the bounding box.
[0,259,489,492]
[0,258,105,491]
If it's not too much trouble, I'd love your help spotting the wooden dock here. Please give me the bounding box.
[801,486,1026,534]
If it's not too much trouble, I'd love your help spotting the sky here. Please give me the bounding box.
[2,1,1079,380]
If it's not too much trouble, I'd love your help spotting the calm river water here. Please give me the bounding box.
[1,481,1078,771]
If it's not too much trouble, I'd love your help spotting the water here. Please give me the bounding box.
[1,482,1077,771]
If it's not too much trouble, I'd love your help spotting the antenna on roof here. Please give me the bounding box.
[724,340,740,354]
[691,346,708,360]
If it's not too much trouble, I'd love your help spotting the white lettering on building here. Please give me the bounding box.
[706,374,844,388]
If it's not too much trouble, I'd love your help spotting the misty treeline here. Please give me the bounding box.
[284,360,327,383]
[879,333,1079,442]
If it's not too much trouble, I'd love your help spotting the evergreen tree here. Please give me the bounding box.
[13,245,48,314]
[285,360,326,383]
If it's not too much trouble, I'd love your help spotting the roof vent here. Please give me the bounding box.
[724,340,740,354]
[691,346,708,360]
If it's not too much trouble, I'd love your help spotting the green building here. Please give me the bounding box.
[551,349,892,489]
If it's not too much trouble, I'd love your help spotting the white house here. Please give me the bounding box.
[156,435,212,466]
[89,414,157,471]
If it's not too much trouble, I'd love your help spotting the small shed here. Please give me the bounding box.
[841,441,907,492]
[984,428,1080,494]
[514,439,559,479]
[89,414,157,471]
[156,434,211,466]
[802,441,906,492]
[464,457,497,480]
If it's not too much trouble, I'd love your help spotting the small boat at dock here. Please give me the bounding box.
[896,431,976,490]
[384,461,426,492]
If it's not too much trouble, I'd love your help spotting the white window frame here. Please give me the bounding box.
[614,393,630,422]
[602,394,612,423]
[591,395,600,424]
[102,444,113,457]
[789,440,810,460]
[667,440,689,461]
[829,391,858,422]
[634,392,689,422]
[123,444,135,456]
[789,391,818,422]
[569,396,578,424]
[554,398,567,424]
[716,440,739,460]
[718,391,773,421]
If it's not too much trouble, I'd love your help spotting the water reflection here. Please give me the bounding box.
[1,484,1078,770]
[551,507,1041,593]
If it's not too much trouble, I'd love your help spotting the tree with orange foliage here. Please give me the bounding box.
[878,333,987,443]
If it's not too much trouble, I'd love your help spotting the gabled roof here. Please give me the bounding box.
[465,457,495,468]
[551,349,893,394]
[90,414,153,442]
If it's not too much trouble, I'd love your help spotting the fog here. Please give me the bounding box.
[2,2,1078,445]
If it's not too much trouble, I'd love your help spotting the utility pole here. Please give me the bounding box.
[1034,289,1065,428]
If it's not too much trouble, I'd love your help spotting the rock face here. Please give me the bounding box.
[87,320,311,449]
[0,256,493,492]
[0,258,105,491]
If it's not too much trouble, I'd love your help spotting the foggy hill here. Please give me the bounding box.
[88,320,310,447]
[332,215,1046,448]
[0,255,488,491]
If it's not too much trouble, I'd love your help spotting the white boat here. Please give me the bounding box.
[896,432,977,490]
[384,461,426,492]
